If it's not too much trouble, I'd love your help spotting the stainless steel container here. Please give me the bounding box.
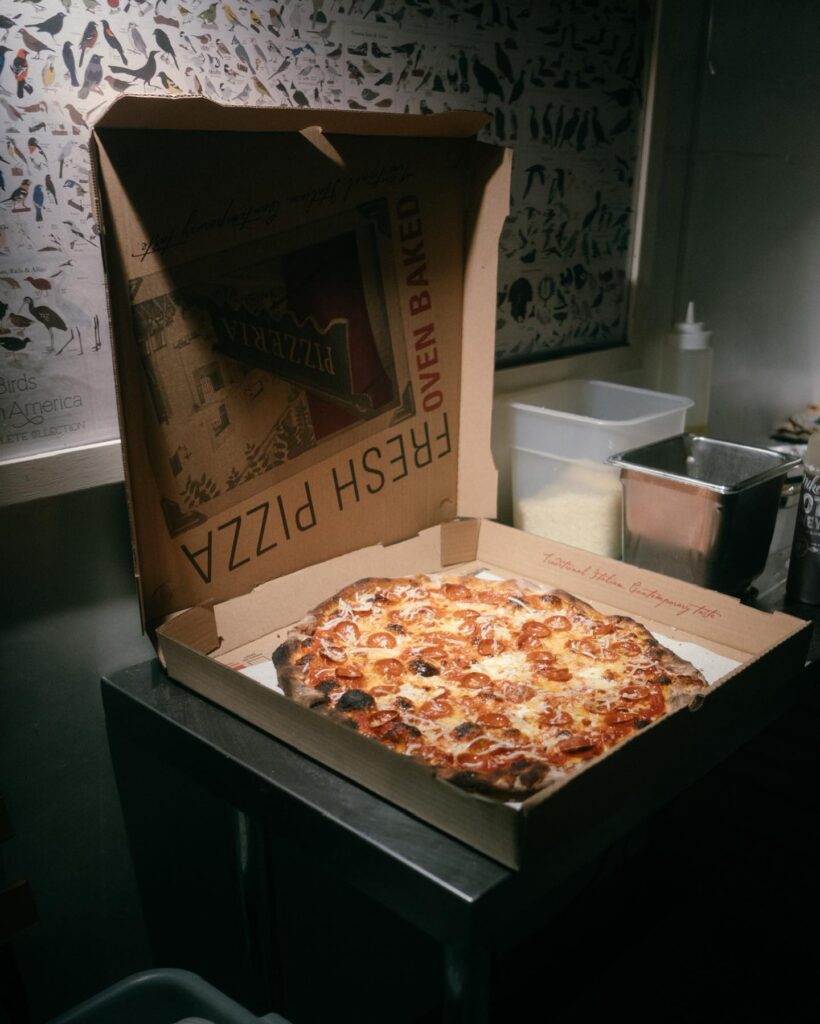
[608,435,802,593]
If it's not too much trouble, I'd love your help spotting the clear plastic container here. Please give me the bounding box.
[507,379,692,459]
[512,448,624,558]
[501,380,691,557]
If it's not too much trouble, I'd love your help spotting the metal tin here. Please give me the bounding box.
[608,435,802,593]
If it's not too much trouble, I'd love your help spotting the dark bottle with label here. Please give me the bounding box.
[786,432,820,604]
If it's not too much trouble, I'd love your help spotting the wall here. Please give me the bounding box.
[0,483,154,1021]
[660,0,820,443]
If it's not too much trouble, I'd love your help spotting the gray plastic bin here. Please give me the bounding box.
[48,969,290,1024]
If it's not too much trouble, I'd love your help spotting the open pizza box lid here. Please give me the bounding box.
[90,95,509,635]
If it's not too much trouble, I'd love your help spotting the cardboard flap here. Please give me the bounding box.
[160,603,220,656]
[92,98,509,636]
[92,95,490,138]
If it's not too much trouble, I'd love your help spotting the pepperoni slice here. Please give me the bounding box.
[546,615,571,631]
[538,707,573,728]
[521,620,551,637]
[477,712,512,729]
[620,685,652,702]
[401,604,435,624]
[544,667,572,682]
[501,682,536,703]
[612,639,643,658]
[558,733,600,756]
[335,664,364,680]
[593,623,616,636]
[516,632,545,651]
[442,583,471,600]
[477,637,506,656]
[606,708,636,725]
[366,631,397,649]
[419,645,449,663]
[367,710,400,731]
[453,608,479,621]
[419,698,453,719]
[370,682,399,697]
[460,671,492,688]
[374,658,404,677]
[526,650,556,667]
[329,621,360,644]
[318,642,346,663]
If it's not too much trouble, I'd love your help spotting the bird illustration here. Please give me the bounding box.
[12,49,33,99]
[153,28,178,69]
[62,40,79,86]
[1,179,31,211]
[26,12,66,38]
[32,182,44,221]
[108,50,157,86]
[19,28,54,57]
[27,135,46,164]
[157,70,181,94]
[523,163,545,199]
[127,22,147,58]
[78,52,103,98]
[104,73,132,93]
[63,103,88,129]
[78,21,97,67]
[222,4,245,28]
[9,312,33,329]
[102,20,127,64]
[7,139,27,166]
[0,45,10,79]
[232,35,251,69]
[0,15,20,32]
[24,296,68,351]
[251,77,272,100]
[24,276,52,291]
[471,55,503,101]
[494,41,513,83]
[199,2,217,24]
[0,103,20,131]
[41,54,56,88]
[45,173,57,204]
[0,336,33,352]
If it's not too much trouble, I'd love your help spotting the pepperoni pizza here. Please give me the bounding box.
[273,574,708,798]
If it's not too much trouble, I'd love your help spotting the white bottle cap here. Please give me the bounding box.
[673,301,712,350]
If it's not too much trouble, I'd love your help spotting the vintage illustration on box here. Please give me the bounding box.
[128,204,413,536]
[0,0,649,462]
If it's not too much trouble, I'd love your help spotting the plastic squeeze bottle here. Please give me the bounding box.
[660,302,713,433]
[786,430,820,604]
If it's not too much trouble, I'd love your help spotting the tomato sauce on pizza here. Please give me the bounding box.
[273,575,708,798]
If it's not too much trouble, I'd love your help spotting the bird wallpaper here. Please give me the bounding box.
[0,0,650,463]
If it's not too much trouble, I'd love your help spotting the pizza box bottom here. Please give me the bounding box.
[156,518,810,869]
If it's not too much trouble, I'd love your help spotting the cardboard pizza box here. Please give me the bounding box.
[90,96,811,869]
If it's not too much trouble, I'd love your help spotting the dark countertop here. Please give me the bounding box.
[102,585,820,1022]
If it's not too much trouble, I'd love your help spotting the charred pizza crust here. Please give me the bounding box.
[273,574,708,799]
